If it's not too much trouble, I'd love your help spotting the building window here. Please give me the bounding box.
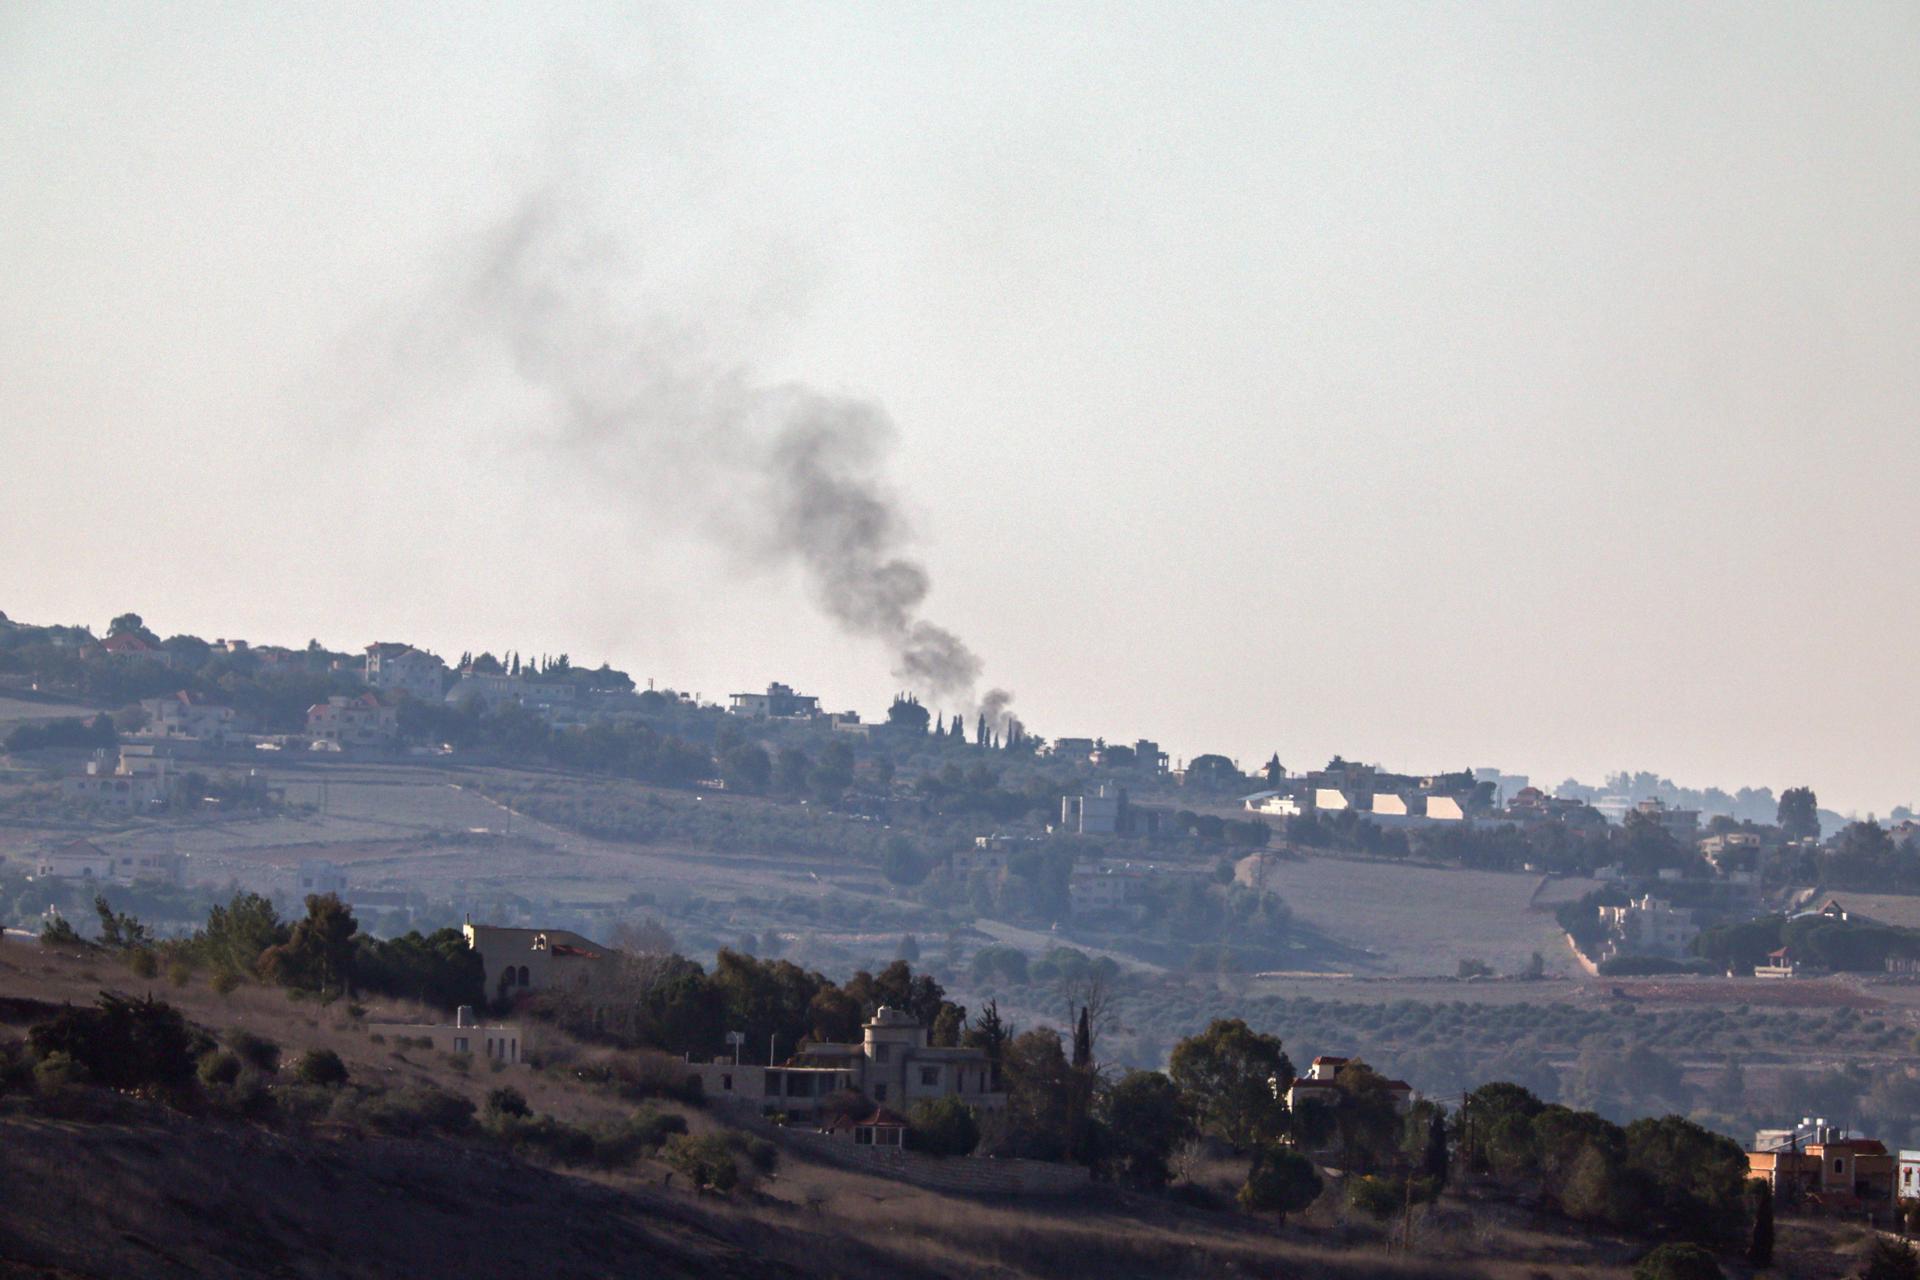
[1835,1159,1845,1173]
[454,1037,469,1054]
[920,1067,939,1087]
[874,1084,888,1102]
[722,1074,733,1092]
[874,1044,890,1063]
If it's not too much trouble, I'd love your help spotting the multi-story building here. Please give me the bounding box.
[1596,895,1700,960]
[363,643,447,702]
[463,922,610,1005]
[140,690,241,744]
[686,1006,1004,1118]
[1059,783,1124,835]
[1282,1054,1415,1115]
[306,694,397,749]
[1749,1122,1894,1208]
[62,747,177,810]
[727,682,819,719]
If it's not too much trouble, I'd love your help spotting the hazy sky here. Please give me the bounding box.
[4,4,1918,814]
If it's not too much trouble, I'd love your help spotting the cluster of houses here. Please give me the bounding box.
[1745,1118,1920,1224]
[33,837,185,888]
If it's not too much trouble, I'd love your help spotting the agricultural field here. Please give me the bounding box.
[1236,855,1595,977]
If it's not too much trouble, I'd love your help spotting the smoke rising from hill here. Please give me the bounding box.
[438,190,992,706]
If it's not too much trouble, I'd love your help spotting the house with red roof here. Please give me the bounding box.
[100,632,172,667]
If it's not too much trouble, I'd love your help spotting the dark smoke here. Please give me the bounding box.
[445,191,994,706]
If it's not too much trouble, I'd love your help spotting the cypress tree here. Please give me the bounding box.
[1072,1005,1092,1068]
[1748,1184,1773,1267]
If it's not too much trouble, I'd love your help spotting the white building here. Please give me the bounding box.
[1597,895,1700,960]
[1059,783,1123,835]
[63,747,176,810]
[140,690,241,744]
[307,694,397,748]
[363,643,447,702]
[34,838,184,887]
[366,1005,525,1065]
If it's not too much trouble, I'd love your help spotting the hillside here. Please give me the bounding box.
[0,935,1764,1280]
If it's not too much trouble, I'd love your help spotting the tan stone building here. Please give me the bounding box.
[687,1006,1005,1118]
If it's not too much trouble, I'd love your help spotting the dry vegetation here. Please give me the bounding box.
[0,934,1759,1280]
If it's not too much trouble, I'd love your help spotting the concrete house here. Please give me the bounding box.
[363,643,447,702]
[140,690,241,744]
[687,1007,1005,1117]
[100,633,172,666]
[1059,784,1123,835]
[727,682,819,719]
[307,693,397,749]
[1596,895,1699,960]
[1282,1054,1415,1115]
[1748,1124,1894,1209]
[367,1005,525,1065]
[35,838,184,888]
[63,747,177,810]
[463,922,610,1005]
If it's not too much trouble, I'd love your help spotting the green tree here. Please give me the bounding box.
[1632,1242,1723,1280]
[1778,786,1820,841]
[1104,1070,1193,1189]
[905,1096,980,1157]
[1238,1145,1321,1222]
[294,1048,349,1086]
[28,993,196,1094]
[197,891,288,976]
[1168,1018,1293,1148]
[92,895,151,951]
[259,894,360,993]
[882,837,928,887]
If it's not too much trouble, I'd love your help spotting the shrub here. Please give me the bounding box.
[1238,1146,1321,1222]
[1632,1242,1724,1280]
[586,1109,687,1168]
[347,1086,476,1137]
[1861,1238,1920,1280]
[198,1051,242,1087]
[227,1030,280,1074]
[126,948,159,979]
[293,1048,348,1087]
[488,1112,595,1163]
[28,994,196,1095]
[1346,1175,1404,1220]
[211,970,241,996]
[485,1086,531,1119]
[664,1134,739,1191]
[905,1096,980,1157]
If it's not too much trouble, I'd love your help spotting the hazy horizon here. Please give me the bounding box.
[5,4,1917,815]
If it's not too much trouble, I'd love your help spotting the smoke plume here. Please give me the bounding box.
[431,190,994,706]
